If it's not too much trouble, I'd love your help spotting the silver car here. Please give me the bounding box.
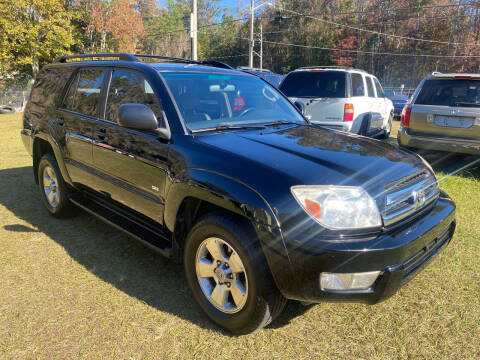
[398,72,480,155]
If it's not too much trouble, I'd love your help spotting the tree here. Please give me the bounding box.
[0,0,75,77]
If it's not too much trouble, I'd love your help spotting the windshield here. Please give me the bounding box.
[160,72,305,131]
[279,71,347,98]
[415,79,480,107]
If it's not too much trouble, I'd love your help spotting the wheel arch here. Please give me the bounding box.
[164,169,287,263]
[32,134,71,185]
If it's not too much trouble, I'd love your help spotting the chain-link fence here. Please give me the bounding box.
[0,88,30,114]
[384,87,416,98]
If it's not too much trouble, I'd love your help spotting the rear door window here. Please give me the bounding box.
[105,69,163,123]
[366,77,376,98]
[351,73,365,96]
[373,78,385,98]
[280,71,347,98]
[415,79,480,107]
[64,68,105,117]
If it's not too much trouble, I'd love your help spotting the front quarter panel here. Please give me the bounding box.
[163,167,293,292]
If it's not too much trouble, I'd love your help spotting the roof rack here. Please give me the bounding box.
[54,53,233,70]
[296,66,367,72]
[236,66,272,73]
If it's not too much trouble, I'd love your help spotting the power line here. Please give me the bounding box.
[285,3,478,17]
[279,8,480,47]
[253,38,480,58]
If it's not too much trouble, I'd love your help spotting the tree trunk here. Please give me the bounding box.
[101,32,107,52]
[32,56,39,78]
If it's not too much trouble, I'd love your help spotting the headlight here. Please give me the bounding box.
[291,185,382,230]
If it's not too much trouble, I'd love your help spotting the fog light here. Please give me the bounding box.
[320,271,381,291]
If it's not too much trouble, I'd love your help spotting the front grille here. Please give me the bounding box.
[383,170,440,226]
[402,224,454,279]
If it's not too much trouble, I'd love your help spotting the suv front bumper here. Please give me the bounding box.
[398,127,480,155]
[262,193,455,304]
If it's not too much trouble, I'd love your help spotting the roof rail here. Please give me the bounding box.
[236,66,272,73]
[296,66,367,72]
[54,53,234,70]
[55,53,138,63]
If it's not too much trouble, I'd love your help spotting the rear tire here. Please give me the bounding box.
[381,113,393,139]
[38,153,74,217]
[358,114,371,136]
[184,212,286,334]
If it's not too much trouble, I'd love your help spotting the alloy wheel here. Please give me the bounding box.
[195,237,249,314]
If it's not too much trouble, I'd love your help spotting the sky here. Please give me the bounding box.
[157,0,248,14]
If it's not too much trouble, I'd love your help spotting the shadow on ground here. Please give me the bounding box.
[0,166,311,335]
[1,151,478,334]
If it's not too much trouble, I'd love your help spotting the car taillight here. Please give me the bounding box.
[454,75,471,79]
[401,106,411,127]
[344,103,354,122]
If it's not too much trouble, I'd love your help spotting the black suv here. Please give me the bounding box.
[21,53,456,334]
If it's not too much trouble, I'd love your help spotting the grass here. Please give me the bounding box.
[0,113,479,359]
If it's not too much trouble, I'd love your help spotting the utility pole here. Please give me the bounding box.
[191,0,198,61]
[249,0,254,68]
[356,0,364,67]
[259,23,263,69]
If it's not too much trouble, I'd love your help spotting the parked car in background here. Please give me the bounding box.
[236,66,284,87]
[279,66,394,139]
[398,72,480,155]
[389,93,410,119]
[22,54,456,334]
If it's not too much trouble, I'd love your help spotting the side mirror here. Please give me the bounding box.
[294,101,306,115]
[118,103,171,140]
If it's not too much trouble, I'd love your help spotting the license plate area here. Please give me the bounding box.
[434,115,474,128]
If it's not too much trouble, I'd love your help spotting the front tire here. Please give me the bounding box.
[184,213,286,334]
[38,153,73,217]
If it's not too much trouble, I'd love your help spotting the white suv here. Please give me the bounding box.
[279,66,394,138]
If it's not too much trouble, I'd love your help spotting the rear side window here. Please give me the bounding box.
[366,77,376,98]
[105,69,163,122]
[280,71,347,98]
[415,79,480,107]
[351,73,365,96]
[373,78,385,98]
[29,67,72,108]
[64,68,105,117]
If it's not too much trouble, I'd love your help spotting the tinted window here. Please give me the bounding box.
[351,73,365,96]
[415,79,480,107]
[161,72,305,131]
[64,68,105,117]
[29,67,72,109]
[106,69,163,122]
[63,72,79,110]
[373,78,385,98]
[280,71,347,98]
[366,77,376,98]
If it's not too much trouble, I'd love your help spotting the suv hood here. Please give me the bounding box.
[193,125,427,203]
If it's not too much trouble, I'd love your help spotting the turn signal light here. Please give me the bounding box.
[344,103,354,122]
[401,106,411,127]
[305,198,321,219]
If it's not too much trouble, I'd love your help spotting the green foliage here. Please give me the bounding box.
[0,0,479,85]
[0,0,75,77]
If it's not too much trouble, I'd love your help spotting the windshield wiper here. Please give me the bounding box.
[454,102,480,108]
[192,124,266,133]
[262,120,301,127]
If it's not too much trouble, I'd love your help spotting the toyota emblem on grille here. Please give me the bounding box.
[412,189,426,208]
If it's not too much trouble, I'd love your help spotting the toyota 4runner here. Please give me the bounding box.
[21,53,456,334]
